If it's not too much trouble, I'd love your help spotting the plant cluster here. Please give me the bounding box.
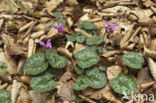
[23,50,68,92]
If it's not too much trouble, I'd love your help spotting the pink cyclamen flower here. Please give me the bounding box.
[54,23,64,32]
[39,39,52,49]
[104,21,119,31]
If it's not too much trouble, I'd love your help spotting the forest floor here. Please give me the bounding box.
[0,0,156,103]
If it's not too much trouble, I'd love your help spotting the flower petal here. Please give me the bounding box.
[104,21,109,27]
[110,24,119,30]
[59,23,64,32]
[39,41,46,47]
[46,39,52,49]
[54,26,59,32]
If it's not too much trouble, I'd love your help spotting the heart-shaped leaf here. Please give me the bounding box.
[122,52,144,69]
[66,35,75,42]
[110,73,138,95]
[86,68,107,89]
[75,32,86,43]
[0,89,11,103]
[80,21,97,30]
[73,75,90,90]
[78,21,97,35]
[98,66,106,71]
[46,50,68,69]
[0,62,7,74]
[24,53,48,75]
[74,49,99,69]
[53,12,62,18]
[86,35,103,46]
[57,18,66,25]
[75,67,84,75]
[86,45,97,52]
[30,71,56,92]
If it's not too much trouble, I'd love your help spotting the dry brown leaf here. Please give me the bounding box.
[31,30,45,39]
[149,24,156,36]
[102,90,122,103]
[107,65,122,80]
[60,71,72,83]
[73,43,85,54]
[131,8,153,19]
[6,44,27,57]
[148,57,156,81]
[56,81,64,95]
[67,16,73,28]
[16,88,30,103]
[19,21,34,32]
[29,90,49,103]
[0,72,12,82]
[46,0,63,16]
[139,81,155,92]
[82,88,96,96]
[144,46,156,58]
[102,6,130,16]
[59,80,74,101]
[149,39,156,51]
[74,28,92,38]
[101,50,120,58]
[0,52,17,74]
[20,76,31,85]
[57,47,72,59]
[65,41,74,49]
[137,67,153,85]
[90,83,111,100]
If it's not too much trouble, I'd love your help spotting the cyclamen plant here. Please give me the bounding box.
[104,20,119,31]
[39,39,52,49]
[54,23,64,32]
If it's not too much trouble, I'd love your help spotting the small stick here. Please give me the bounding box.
[27,39,34,58]
[78,94,96,103]
[75,28,91,38]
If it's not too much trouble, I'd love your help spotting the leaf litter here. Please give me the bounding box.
[0,0,156,103]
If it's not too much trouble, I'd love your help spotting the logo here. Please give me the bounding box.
[122,93,155,102]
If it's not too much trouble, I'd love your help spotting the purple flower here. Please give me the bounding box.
[54,23,64,32]
[39,39,52,49]
[104,21,119,31]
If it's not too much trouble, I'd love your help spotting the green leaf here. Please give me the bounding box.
[46,50,68,69]
[24,53,48,75]
[86,35,103,46]
[75,32,86,43]
[122,52,144,69]
[30,71,56,92]
[98,66,106,71]
[110,73,138,95]
[0,89,11,103]
[53,12,62,18]
[73,75,90,90]
[75,67,84,75]
[78,21,97,35]
[86,68,107,89]
[74,49,99,69]
[86,45,97,52]
[0,62,7,74]
[66,35,75,42]
[80,21,97,30]
[57,18,66,25]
